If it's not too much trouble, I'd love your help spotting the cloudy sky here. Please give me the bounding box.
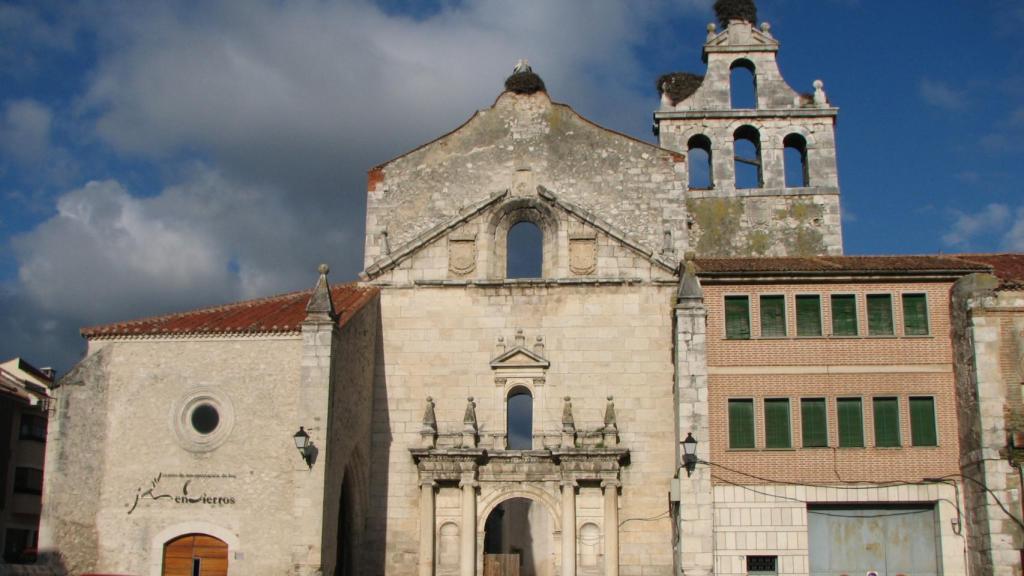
[1,0,1022,373]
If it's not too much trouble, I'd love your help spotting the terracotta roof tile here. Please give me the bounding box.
[81,283,378,338]
[948,254,1024,290]
[693,255,992,274]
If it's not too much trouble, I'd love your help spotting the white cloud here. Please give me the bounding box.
[919,78,966,110]
[0,99,52,165]
[942,203,1010,248]
[1003,207,1024,251]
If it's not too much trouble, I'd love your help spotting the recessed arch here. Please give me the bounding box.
[784,133,810,187]
[730,59,757,109]
[507,221,543,279]
[149,523,239,576]
[478,488,562,534]
[687,134,713,189]
[482,496,559,576]
[487,199,558,279]
[506,386,534,450]
[733,125,763,189]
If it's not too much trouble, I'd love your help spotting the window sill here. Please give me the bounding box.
[903,334,933,339]
[725,448,758,452]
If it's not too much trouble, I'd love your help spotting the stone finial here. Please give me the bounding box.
[603,396,619,446]
[515,329,526,347]
[462,397,478,448]
[421,397,438,448]
[677,252,703,301]
[561,396,576,448]
[496,336,507,355]
[534,335,545,355]
[760,21,771,35]
[813,79,827,106]
[305,263,337,321]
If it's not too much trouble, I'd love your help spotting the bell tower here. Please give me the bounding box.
[654,0,843,257]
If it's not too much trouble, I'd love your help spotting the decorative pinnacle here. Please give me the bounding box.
[318,263,329,275]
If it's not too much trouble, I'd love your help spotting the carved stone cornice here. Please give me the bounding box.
[410,446,630,484]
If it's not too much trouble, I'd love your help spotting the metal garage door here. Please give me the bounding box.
[808,505,939,576]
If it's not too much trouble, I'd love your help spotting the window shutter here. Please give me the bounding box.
[729,399,755,449]
[760,296,787,337]
[830,294,858,336]
[872,397,900,447]
[801,398,828,447]
[796,295,822,336]
[867,294,894,336]
[764,399,791,448]
[910,397,937,446]
[837,398,864,447]
[725,296,751,340]
[902,294,929,336]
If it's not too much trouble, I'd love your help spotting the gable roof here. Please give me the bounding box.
[82,283,378,339]
[693,255,991,277]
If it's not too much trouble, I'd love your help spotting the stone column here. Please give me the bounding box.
[561,480,576,576]
[602,480,619,576]
[420,479,436,576]
[460,477,477,576]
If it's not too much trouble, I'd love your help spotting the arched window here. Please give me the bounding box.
[687,134,713,189]
[730,59,757,109]
[734,126,763,189]
[784,133,809,187]
[507,221,543,279]
[506,387,533,450]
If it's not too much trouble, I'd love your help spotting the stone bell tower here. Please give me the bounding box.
[654,0,843,257]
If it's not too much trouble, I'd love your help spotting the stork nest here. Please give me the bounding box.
[657,72,704,105]
[505,72,546,94]
[713,0,757,26]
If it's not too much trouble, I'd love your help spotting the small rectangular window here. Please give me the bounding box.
[729,399,755,449]
[830,294,858,336]
[902,293,930,336]
[19,414,46,442]
[910,397,938,446]
[747,555,778,575]
[13,467,42,495]
[796,295,822,337]
[867,294,894,336]
[759,295,787,337]
[801,398,828,448]
[837,398,864,448]
[873,397,900,447]
[725,296,751,340]
[764,399,791,449]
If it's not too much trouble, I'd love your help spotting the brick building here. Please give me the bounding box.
[35,1,1024,575]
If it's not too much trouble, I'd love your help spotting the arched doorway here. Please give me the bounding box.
[483,497,554,576]
[162,533,228,576]
[336,470,356,576]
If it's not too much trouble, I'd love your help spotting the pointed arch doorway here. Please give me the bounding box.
[483,497,555,576]
[162,534,228,576]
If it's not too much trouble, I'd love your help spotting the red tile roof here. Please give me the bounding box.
[949,254,1024,290]
[82,283,378,338]
[694,255,992,275]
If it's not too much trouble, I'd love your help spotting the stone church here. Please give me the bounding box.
[36,1,1024,575]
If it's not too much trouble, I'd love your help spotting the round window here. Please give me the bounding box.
[190,403,220,435]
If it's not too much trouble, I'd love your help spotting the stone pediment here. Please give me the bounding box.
[490,346,549,370]
[705,20,779,52]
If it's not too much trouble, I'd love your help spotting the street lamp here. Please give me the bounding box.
[294,426,313,469]
[683,432,698,477]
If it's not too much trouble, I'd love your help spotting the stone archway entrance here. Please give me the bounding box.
[483,497,554,576]
[162,533,228,576]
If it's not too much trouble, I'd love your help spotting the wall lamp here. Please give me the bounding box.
[293,426,314,469]
[683,432,698,477]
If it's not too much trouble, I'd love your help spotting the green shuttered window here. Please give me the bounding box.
[867,294,894,336]
[725,296,751,340]
[873,397,900,447]
[801,398,828,448]
[796,295,822,337]
[837,398,864,447]
[902,293,929,336]
[764,399,791,448]
[830,294,858,336]
[729,399,755,449]
[910,397,938,446]
[760,295,787,337]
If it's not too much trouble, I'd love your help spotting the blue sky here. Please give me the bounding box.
[1,0,1022,373]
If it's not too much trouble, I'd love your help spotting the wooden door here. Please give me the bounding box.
[163,534,229,576]
[483,554,520,576]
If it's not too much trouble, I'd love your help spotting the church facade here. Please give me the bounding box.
[36,2,1024,576]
